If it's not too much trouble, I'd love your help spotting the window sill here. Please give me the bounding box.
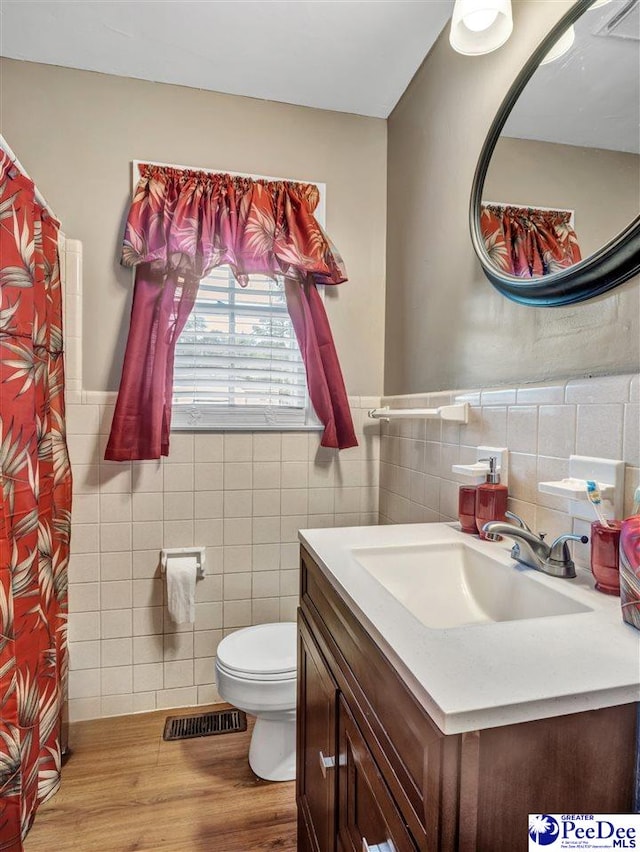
[170,423,324,433]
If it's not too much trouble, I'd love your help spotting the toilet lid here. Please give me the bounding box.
[216,622,297,677]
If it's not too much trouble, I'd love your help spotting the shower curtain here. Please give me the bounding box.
[0,151,72,850]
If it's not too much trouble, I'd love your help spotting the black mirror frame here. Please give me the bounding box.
[469,0,640,307]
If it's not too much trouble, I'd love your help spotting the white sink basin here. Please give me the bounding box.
[352,541,592,629]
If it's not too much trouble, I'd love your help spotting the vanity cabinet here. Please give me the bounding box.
[297,544,636,852]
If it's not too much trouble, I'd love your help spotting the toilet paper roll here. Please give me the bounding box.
[166,555,197,624]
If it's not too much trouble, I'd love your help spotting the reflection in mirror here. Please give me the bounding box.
[480,203,582,277]
[479,0,639,281]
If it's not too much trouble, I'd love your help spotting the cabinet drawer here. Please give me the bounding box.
[338,696,417,852]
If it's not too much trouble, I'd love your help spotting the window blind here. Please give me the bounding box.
[171,267,316,429]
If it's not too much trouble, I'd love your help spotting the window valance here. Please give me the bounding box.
[121,165,347,286]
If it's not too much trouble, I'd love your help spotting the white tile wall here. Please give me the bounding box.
[379,375,639,573]
[59,236,83,401]
[66,394,380,721]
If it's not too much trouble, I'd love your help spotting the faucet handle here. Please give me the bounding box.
[547,533,589,576]
[549,533,589,555]
[505,511,533,534]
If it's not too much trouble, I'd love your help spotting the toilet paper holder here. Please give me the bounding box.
[160,547,206,579]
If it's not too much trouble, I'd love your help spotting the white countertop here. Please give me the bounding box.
[299,523,640,735]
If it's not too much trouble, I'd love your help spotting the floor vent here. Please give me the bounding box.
[163,708,247,742]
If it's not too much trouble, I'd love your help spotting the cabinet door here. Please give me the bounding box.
[337,697,417,852]
[297,613,339,852]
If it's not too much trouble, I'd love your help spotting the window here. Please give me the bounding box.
[132,161,325,432]
[172,267,318,429]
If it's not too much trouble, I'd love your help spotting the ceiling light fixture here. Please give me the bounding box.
[540,24,576,65]
[449,0,513,55]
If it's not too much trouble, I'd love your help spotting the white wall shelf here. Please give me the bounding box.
[452,446,509,486]
[538,455,624,522]
[368,403,469,423]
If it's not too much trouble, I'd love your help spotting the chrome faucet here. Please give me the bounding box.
[482,517,588,579]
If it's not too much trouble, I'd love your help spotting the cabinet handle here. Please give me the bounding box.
[318,750,336,778]
[362,840,396,852]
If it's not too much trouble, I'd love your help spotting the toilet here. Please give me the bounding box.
[215,622,297,782]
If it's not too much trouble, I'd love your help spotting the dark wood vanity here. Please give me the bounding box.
[296,545,636,852]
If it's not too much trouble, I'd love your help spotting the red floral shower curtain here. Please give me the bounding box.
[0,152,71,851]
[481,204,582,278]
[105,165,357,461]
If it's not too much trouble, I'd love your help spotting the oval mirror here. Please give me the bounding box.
[470,0,640,306]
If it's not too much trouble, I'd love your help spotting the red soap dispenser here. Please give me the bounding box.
[458,486,478,534]
[475,457,508,539]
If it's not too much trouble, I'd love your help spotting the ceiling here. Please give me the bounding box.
[0,0,454,119]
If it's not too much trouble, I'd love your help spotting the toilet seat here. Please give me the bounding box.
[216,659,296,682]
[216,622,297,681]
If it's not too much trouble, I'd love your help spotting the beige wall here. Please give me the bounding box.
[486,137,640,260]
[385,0,640,396]
[0,58,387,396]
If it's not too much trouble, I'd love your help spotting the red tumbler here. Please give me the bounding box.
[590,520,622,595]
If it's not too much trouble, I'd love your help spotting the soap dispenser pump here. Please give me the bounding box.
[475,456,508,539]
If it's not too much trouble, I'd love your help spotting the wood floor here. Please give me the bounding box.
[24,705,297,852]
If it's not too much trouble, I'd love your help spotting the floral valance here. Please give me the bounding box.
[121,165,347,287]
[481,204,582,278]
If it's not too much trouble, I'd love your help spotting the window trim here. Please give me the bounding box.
[131,161,326,432]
